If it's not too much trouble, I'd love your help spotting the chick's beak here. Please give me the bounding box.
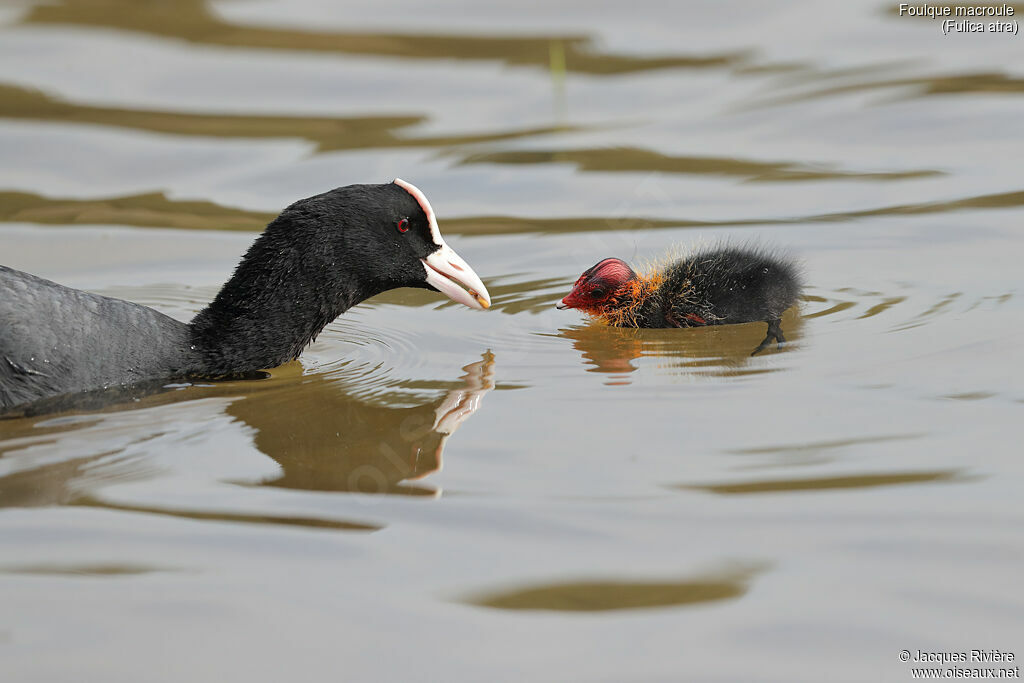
[556,287,580,310]
[422,243,491,310]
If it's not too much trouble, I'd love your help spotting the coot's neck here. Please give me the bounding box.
[596,273,665,328]
[188,223,376,376]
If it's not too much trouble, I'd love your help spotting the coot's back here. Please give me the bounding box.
[1,266,199,411]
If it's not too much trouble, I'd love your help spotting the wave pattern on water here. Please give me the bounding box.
[457,147,941,183]
[462,564,766,612]
[22,0,746,75]
[0,83,584,154]
[9,187,1024,235]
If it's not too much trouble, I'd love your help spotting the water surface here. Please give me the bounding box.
[1,1,1022,681]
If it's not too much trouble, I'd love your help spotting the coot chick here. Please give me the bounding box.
[557,245,802,354]
[1,179,490,411]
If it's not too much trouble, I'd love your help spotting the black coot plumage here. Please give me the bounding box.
[557,245,802,354]
[1,180,490,412]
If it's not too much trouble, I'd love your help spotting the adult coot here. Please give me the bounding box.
[557,245,802,354]
[1,179,490,411]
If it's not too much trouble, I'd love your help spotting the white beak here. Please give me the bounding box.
[421,243,491,310]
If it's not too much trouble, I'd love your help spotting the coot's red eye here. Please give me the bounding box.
[397,218,410,233]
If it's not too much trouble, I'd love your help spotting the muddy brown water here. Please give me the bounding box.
[1,1,1023,681]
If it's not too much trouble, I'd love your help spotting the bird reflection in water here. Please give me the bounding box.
[0,352,495,514]
[559,308,803,385]
[245,352,495,496]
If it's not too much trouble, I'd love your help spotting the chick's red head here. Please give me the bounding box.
[557,258,637,313]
